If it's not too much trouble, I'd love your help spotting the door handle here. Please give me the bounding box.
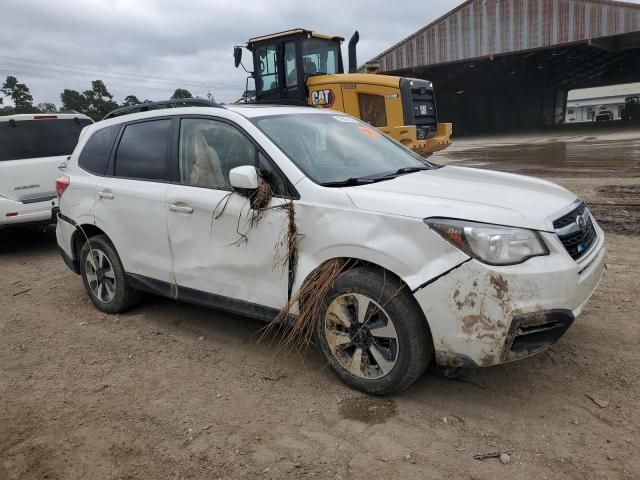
[98,191,114,199]
[169,203,193,214]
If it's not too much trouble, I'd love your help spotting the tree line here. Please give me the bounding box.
[0,75,195,120]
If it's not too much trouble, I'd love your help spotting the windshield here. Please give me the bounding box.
[253,113,436,185]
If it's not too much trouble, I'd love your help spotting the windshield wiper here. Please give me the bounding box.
[387,166,433,176]
[320,166,435,187]
[354,165,433,182]
[320,177,381,187]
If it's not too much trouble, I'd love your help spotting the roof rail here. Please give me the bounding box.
[235,99,315,108]
[103,98,222,120]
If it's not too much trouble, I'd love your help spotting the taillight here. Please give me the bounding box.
[56,176,70,197]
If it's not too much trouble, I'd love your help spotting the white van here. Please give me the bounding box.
[0,113,93,228]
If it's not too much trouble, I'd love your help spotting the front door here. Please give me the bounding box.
[166,117,290,310]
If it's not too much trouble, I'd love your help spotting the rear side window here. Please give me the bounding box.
[114,119,171,180]
[0,118,92,162]
[78,125,119,175]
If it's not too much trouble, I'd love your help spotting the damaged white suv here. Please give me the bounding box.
[56,102,606,394]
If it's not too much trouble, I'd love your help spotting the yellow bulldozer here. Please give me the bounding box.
[234,29,452,157]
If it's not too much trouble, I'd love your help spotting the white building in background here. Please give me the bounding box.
[565,82,640,123]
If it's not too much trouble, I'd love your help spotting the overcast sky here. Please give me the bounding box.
[0,0,462,106]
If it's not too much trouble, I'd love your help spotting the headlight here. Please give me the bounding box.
[424,218,549,265]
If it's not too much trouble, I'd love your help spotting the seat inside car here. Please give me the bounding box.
[186,130,226,188]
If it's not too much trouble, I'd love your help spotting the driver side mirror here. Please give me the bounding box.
[229,165,259,192]
[234,46,243,68]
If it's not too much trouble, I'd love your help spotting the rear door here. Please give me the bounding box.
[0,116,92,202]
[93,118,175,284]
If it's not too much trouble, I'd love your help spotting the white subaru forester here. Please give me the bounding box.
[56,102,606,394]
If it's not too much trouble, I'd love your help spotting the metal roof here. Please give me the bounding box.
[248,29,344,45]
[372,0,640,72]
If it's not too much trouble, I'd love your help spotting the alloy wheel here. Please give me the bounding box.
[324,293,399,380]
[85,248,116,304]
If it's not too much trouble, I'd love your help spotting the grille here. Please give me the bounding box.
[553,202,586,229]
[553,202,597,260]
[358,94,387,127]
[411,87,437,138]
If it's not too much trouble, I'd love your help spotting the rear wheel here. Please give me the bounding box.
[79,234,140,314]
[314,266,432,395]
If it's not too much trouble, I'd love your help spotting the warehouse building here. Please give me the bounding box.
[369,0,640,134]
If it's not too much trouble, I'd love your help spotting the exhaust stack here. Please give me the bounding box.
[348,31,359,73]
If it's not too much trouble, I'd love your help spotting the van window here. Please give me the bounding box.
[78,125,120,175]
[0,118,92,162]
[114,119,171,180]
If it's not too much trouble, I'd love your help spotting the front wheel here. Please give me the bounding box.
[314,266,433,395]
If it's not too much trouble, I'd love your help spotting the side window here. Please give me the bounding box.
[78,124,119,175]
[179,118,289,196]
[284,42,297,87]
[255,44,278,93]
[114,119,171,180]
[257,152,288,197]
[179,118,255,189]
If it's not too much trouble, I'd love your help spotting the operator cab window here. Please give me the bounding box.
[302,38,340,75]
[284,42,297,87]
[255,44,279,94]
[114,119,171,180]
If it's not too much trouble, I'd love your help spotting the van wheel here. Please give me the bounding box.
[314,267,432,395]
[79,234,140,314]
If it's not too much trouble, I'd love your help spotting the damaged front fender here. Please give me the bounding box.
[290,181,469,305]
[413,243,586,367]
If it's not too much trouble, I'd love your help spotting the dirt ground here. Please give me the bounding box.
[2,131,639,480]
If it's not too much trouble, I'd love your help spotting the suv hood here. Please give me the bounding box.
[344,166,577,231]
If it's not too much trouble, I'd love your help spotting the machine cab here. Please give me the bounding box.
[243,29,344,104]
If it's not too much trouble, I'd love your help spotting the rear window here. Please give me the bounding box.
[78,124,120,175]
[0,118,92,162]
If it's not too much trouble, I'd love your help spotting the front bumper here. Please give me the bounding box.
[385,122,452,156]
[414,226,606,367]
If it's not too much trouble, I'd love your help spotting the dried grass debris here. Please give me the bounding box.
[261,258,352,355]
[249,177,274,227]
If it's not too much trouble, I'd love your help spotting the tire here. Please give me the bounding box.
[314,266,433,395]
[79,234,140,314]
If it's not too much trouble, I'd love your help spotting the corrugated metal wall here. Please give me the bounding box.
[376,0,640,71]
